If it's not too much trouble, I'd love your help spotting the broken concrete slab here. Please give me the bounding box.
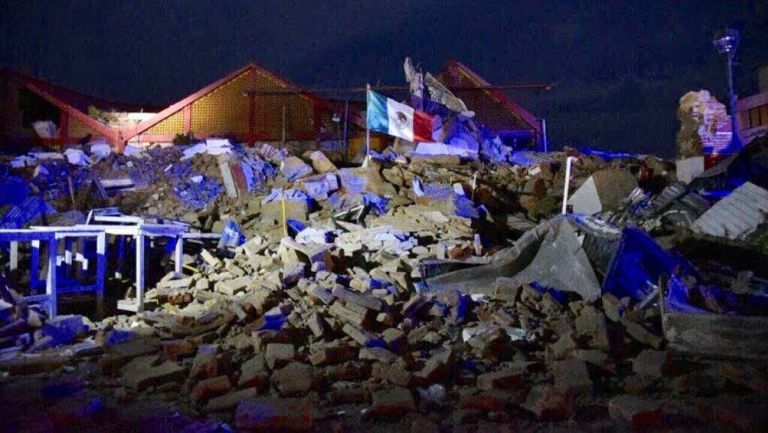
[121,356,186,391]
[363,387,416,419]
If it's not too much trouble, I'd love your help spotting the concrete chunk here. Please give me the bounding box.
[364,387,416,419]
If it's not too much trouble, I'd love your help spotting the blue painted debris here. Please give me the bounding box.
[262,188,313,207]
[578,147,636,161]
[362,193,389,215]
[102,329,135,346]
[529,282,569,304]
[602,228,697,302]
[31,160,91,200]
[173,175,223,210]
[286,219,306,237]
[218,219,246,248]
[301,174,339,200]
[257,306,287,331]
[414,177,481,218]
[37,315,89,348]
[281,156,313,181]
[337,169,367,194]
[666,273,768,315]
[0,176,29,206]
[241,157,277,192]
[454,195,481,219]
[0,196,56,229]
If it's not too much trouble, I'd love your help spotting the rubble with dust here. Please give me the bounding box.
[1,118,767,430]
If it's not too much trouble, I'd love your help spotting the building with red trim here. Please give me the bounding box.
[120,63,353,153]
[2,60,543,154]
[1,64,355,153]
[435,60,544,150]
[0,68,154,152]
[736,64,768,145]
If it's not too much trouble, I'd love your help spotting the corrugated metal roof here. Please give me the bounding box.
[693,182,768,239]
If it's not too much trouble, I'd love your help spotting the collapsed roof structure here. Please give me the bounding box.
[435,60,544,150]
[0,68,156,152]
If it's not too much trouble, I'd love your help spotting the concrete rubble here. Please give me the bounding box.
[0,106,767,431]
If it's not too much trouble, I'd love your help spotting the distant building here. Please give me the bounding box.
[435,60,544,150]
[737,64,768,145]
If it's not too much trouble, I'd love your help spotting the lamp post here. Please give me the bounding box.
[713,28,742,151]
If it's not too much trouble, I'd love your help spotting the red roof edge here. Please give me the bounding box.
[438,60,542,136]
[128,62,345,139]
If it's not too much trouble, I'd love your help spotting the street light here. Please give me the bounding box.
[713,28,742,151]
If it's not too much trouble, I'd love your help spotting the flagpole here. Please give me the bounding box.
[364,83,371,167]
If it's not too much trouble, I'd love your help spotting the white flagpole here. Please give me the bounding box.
[364,83,371,168]
[561,156,577,215]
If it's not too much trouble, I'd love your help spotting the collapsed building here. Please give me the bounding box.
[0,69,158,152]
[0,58,767,432]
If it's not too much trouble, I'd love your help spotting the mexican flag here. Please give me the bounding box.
[367,89,434,142]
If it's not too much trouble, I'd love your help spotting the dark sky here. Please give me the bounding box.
[2,1,767,156]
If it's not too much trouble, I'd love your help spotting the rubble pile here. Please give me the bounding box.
[0,134,766,431]
[676,90,733,159]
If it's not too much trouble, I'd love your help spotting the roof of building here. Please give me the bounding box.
[126,63,351,139]
[0,68,156,113]
[434,60,541,137]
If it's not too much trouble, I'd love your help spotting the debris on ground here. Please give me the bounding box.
[1,84,767,431]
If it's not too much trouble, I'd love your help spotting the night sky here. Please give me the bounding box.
[2,1,767,157]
